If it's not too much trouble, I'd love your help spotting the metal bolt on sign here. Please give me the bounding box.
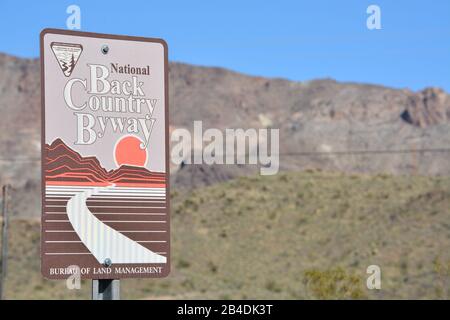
[104,258,112,267]
[101,44,109,54]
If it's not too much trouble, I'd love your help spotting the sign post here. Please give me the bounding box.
[40,29,170,298]
[92,279,120,300]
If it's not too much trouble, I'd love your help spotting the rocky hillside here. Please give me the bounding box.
[1,52,450,198]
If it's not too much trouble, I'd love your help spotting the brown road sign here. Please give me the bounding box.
[40,29,170,279]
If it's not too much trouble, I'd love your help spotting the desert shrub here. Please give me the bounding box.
[177,259,191,269]
[433,257,450,299]
[265,280,282,293]
[303,267,366,299]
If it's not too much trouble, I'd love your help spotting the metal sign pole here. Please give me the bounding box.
[92,279,120,300]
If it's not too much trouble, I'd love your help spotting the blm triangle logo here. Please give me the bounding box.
[51,42,83,77]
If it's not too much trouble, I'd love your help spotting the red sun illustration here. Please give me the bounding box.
[114,136,147,167]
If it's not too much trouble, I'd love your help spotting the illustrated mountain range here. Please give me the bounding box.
[45,138,165,186]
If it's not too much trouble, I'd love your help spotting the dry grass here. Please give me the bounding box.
[2,170,450,299]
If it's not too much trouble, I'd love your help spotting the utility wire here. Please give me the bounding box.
[0,147,450,162]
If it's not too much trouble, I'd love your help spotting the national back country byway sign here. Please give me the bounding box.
[40,29,170,279]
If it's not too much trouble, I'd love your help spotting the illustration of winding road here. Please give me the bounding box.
[64,184,167,264]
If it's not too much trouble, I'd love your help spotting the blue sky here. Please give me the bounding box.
[1,0,449,91]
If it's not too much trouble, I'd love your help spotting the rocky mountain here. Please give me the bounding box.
[400,87,450,127]
[1,52,450,196]
[45,138,165,187]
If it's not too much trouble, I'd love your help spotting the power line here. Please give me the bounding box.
[0,147,450,163]
[279,148,450,156]
[0,158,40,162]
